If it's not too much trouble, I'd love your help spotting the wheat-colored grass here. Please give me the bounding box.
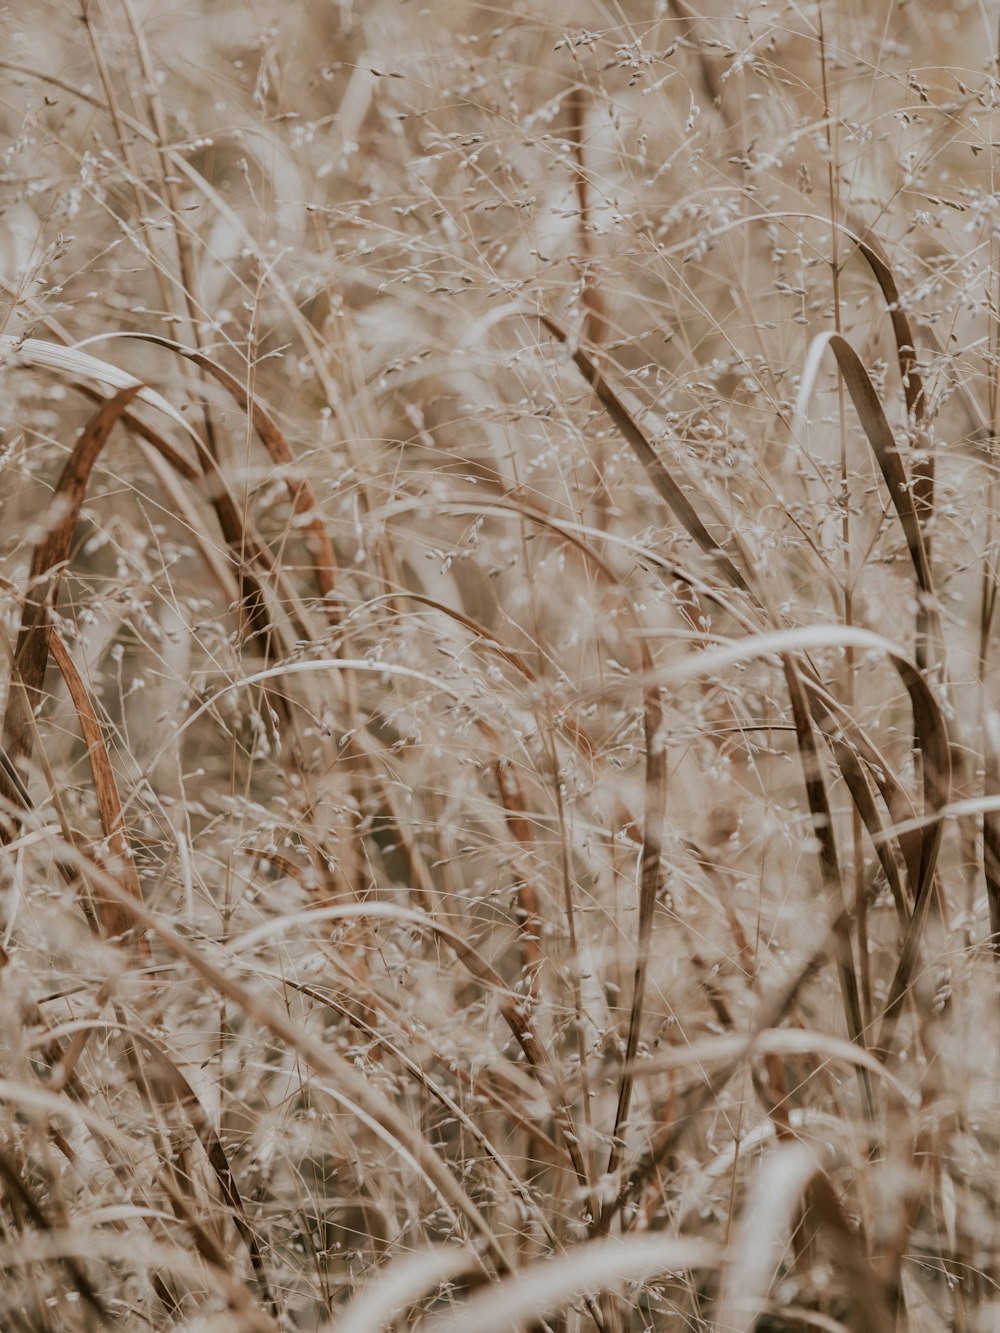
[1,2,999,1329]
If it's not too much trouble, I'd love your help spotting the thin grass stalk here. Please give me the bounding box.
[595,681,666,1234]
[983,713,1000,970]
[781,656,874,1118]
[818,7,872,1031]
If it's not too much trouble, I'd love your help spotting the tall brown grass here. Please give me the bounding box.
[0,1,997,1328]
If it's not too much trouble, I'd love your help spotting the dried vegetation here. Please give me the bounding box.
[0,1,999,1329]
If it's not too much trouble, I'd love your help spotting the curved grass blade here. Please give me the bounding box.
[420,1235,717,1333]
[39,854,516,1279]
[128,1026,279,1321]
[782,656,873,1114]
[1,384,141,819]
[796,332,934,602]
[717,1140,893,1333]
[874,649,952,1059]
[811,706,910,925]
[845,217,927,423]
[595,681,667,1233]
[124,334,340,615]
[46,632,150,961]
[656,624,952,1060]
[662,627,950,893]
[533,312,752,592]
[0,337,196,440]
[806,680,922,898]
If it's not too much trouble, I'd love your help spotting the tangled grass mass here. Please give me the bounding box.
[2,1,1000,1329]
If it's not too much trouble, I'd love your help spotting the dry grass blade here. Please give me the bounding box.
[781,657,872,1106]
[803,1173,896,1333]
[1,384,141,815]
[0,1075,130,1153]
[796,333,934,603]
[493,758,544,986]
[329,1245,481,1333]
[47,631,149,956]
[129,334,339,613]
[532,312,751,592]
[813,711,910,925]
[875,650,952,1057]
[73,382,202,480]
[0,1150,110,1325]
[420,1236,718,1333]
[716,1137,893,1333]
[0,338,196,439]
[564,84,607,355]
[632,1026,912,1101]
[714,1143,822,1333]
[597,681,667,1233]
[846,219,927,423]
[806,681,923,898]
[984,712,1000,961]
[364,588,542,687]
[847,218,936,661]
[662,628,949,850]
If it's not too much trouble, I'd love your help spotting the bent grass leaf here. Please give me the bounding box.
[533,311,753,592]
[44,852,515,1280]
[796,332,934,600]
[125,334,340,613]
[661,626,951,1057]
[421,1235,718,1333]
[47,632,150,958]
[1,384,142,814]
